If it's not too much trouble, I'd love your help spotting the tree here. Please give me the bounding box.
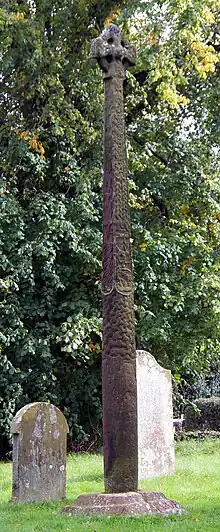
[0,0,114,445]
[0,0,219,450]
[122,0,220,391]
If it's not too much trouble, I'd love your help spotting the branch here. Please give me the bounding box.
[207,42,220,52]
[148,147,169,167]
[151,195,169,219]
[132,134,169,167]
[133,70,148,85]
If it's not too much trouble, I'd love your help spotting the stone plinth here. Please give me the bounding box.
[62,491,183,516]
[11,402,69,503]
[137,351,175,479]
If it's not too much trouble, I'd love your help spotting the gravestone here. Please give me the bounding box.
[11,402,69,503]
[137,351,175,479]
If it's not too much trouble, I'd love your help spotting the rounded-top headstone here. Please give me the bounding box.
[136,351,175,479]
[11,402,69,503]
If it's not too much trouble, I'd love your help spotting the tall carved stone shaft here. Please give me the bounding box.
[91,25,138,493]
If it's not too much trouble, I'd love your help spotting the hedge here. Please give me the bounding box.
[184,396,220,431]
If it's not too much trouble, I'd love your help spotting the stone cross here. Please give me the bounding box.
[91,24,138,493]
[61,26,182,517]
[11,402,69,503]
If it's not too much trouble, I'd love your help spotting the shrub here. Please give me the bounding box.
[184,397,220,431]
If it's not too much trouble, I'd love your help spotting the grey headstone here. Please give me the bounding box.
[137,351,175,479]
[11,402,69,503]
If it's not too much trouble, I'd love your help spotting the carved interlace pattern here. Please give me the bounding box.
[103,72,133,296]
[102,291,138,492]
[91,26,138,493]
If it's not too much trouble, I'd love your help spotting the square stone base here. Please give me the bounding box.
[62,491,183,517]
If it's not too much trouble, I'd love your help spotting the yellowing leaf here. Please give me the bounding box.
[17,130,30,140]
[16,12,25,20]
[203,8,215,24]
[104,9,121,28]
[181,205,190,216]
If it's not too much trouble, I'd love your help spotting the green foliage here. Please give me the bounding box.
[0,0,219,451]
[185,397,220,430]
[0,0,108,446]
[122,0,220,385]
[186,364,220,399]
[0,352,22,441]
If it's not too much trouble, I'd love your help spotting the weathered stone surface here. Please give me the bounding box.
[140,491,182,514]
[91,24,136,78]
[91,25,138,492]
[137,351,175,479]
[11,402,68,503]
[62,491,183,516]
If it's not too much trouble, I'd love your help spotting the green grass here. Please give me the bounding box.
[0,439,219,531]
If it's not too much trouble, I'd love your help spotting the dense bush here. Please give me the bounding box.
[188,367,220,400]
[0,0,219,456]
[175,430,220,442]
[185,397,220,431]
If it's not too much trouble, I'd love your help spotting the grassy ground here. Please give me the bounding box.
[0,439,219,531]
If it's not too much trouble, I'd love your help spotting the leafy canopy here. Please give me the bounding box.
[0,0,219,447]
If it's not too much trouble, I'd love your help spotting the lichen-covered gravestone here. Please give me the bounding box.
[11,402,68,503]
[137,351,175,479]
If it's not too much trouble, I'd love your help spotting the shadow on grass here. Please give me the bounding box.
[73,472,103,483]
